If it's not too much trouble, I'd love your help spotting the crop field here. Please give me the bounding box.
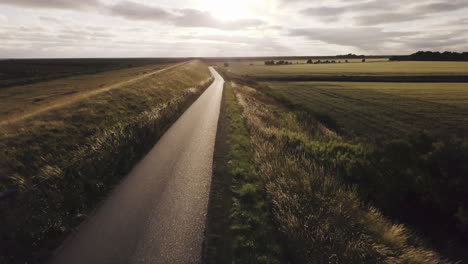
[263,81,468,139]
[218,60,468,78]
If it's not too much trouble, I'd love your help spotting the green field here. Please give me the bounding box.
[263,81,468,139]
[220,60,468,77]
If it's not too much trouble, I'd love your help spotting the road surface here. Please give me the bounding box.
[49,67,224,264]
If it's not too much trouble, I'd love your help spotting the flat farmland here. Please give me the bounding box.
[0,63,175,126]
[220,60,468,78]
[0,58,185,88]
[263,81,468,139]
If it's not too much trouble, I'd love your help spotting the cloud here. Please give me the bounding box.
[0,0,101,10]
[108,1,172,21]
[2,0,264,30]
[108,1,264,30]
[299,0,468,25]
[182,34,291,52]
[289,27,414,50]
[356,13,425,25]
[172,9,264,30]
[300,1,386,17]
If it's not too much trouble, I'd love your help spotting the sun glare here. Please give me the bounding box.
[200,0,257,20]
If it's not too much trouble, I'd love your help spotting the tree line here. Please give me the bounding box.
[390,51,468,61]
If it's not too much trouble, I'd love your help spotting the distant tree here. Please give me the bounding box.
[224,62,229,67]
[264,60,275,65]
[362,58,366,62]
[307,59,313,64]
[345,60,348,63]
[390,51,468,61]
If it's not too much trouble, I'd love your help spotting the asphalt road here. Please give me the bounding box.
[49,67,224,264]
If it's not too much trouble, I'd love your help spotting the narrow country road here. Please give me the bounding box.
[49,67,224,264]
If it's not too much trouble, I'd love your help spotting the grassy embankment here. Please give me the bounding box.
[204,82,283,264]
[231,83,447,263]
[0,60,213,263]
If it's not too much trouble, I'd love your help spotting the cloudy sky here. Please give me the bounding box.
[0,0,467,58]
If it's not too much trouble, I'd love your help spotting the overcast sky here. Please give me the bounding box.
[0,0,467,58]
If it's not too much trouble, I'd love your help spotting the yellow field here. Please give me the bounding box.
[219,61,468,77]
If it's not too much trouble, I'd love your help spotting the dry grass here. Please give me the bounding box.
[0,62,183,127]
[232,83,449,263]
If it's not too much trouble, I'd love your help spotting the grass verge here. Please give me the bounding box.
[204,81,283,264]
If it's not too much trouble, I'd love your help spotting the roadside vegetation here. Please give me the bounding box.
[0,60,213,263]
[258,80,468,261]
[213,59,468,262]
[204,82,283,264]
[222,81,447,263]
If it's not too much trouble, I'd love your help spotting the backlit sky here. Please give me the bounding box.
[0,0,467,58]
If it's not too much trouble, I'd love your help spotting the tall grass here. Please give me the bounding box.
[0,63,213,263]
[232,84,449,263]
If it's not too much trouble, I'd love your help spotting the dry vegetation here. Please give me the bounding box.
[0,62,177,126]
[0,60,213,263]
[213,59,468,262]
[232,83,448,263]
[204,82,283,264]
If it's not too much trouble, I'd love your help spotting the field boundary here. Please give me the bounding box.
[250,75,468,82]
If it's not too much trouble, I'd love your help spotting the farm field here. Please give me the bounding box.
[262,81,468,140]
[0,58,185,88]
[0,62,177,125]
[218,60,468,78]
